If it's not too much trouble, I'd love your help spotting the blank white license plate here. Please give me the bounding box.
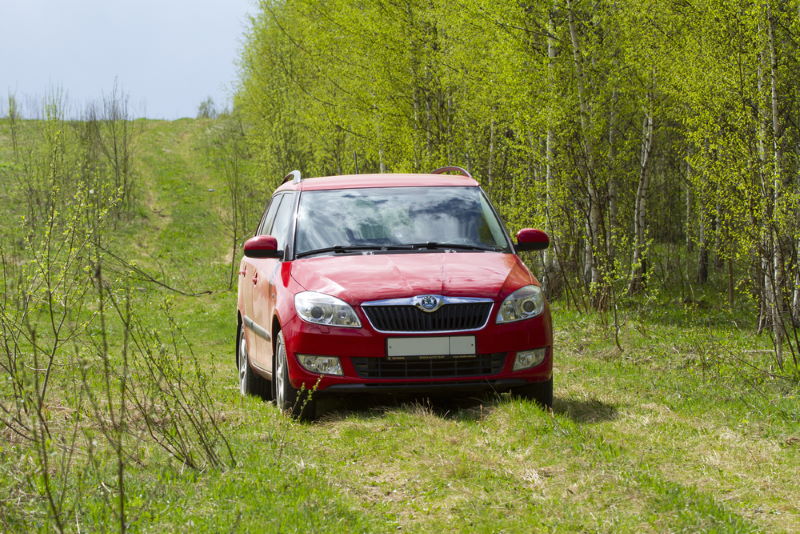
[386,336,476,358]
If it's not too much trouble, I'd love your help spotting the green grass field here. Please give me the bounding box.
[1,118,798,532]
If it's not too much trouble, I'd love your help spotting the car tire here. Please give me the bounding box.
[513,378,553,409]
[238,323,271,399]
[273,330,316,420]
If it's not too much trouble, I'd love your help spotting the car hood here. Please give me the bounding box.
[289,252,536,303]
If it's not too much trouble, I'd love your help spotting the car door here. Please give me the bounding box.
[252,192,296,370]
[241,194,284,368]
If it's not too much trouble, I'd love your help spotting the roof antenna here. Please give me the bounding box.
[353,151,359,174]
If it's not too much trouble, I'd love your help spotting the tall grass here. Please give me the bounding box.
[0,95,233,532]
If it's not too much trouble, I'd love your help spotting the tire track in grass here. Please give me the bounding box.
[295,399,756,532]
[293,351,781,532]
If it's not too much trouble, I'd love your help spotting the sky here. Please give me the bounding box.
[1,0,255,119]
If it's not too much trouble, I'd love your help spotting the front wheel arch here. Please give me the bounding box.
[271,323,316,420]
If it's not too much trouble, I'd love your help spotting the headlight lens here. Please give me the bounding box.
[496,285,544,323]
[295,291,361,328]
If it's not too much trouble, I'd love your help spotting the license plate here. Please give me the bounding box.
[386,336,476,358]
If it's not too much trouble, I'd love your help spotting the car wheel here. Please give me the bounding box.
[513,378,553,409]
[238,323,271,399]
[273,330,316,420]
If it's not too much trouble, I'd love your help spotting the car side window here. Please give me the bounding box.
[257,194,284,235]
[270,193,296,251]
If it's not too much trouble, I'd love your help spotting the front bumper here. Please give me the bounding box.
[279,309,553,393]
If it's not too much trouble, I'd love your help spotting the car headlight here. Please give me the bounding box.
[496,285,544,323]
[295,291,361,328]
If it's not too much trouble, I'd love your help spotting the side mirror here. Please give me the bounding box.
[515,228,549,251]
[243,235,282,259]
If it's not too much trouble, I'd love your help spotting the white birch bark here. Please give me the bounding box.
[629,108,654,294]
[768,7,785,366]
[567,0,605,305]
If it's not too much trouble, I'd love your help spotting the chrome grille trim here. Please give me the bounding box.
[361,295,494,307]
[360,296,494,333]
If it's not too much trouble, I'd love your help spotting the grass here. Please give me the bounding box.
[1,117,799,532]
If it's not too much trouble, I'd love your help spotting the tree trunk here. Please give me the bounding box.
[727,257,735,307]
[767,7,785,367]
[756,38,770,333]
[607,88,619,262]
[8,95,19,160]
[792,250,799,324]
[543,14,559,297]
[567,0,606,308]
[685,152,693,253]
[487,119,495,188]
[697,207,708,284]
[629,108,654,294]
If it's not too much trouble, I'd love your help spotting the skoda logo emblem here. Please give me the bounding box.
[417,295,441,313]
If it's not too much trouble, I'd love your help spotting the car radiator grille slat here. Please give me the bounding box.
[363,302,492,332]
[351,353,506,379]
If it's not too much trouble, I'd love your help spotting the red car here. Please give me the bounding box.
[236,167,553,418]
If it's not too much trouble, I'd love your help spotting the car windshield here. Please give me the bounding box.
[294,186,510,256]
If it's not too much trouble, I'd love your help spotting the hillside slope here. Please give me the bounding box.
[0,118,798,532]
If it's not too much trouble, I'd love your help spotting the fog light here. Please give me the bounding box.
[513,348,547,371]
[297,354,343,376]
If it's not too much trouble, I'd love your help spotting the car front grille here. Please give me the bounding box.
[362,302,492,332]
[351,353,506,379]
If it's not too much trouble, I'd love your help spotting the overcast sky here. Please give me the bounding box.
[1,0,255,119]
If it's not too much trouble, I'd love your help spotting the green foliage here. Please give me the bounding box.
[1,115,798,532]
[196,96,218,119]
[0,105,234,531]
[199,112,262,286]
[236,0,800,371]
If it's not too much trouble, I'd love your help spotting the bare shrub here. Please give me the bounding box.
[0,94,232,532]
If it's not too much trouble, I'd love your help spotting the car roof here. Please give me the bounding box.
[274,173,479,193]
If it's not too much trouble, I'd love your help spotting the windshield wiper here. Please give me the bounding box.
[296,242,500,258]
[295,244,413,258]
[406,242,502,252]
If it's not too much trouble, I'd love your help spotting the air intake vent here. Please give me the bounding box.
[352,353,506,379]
